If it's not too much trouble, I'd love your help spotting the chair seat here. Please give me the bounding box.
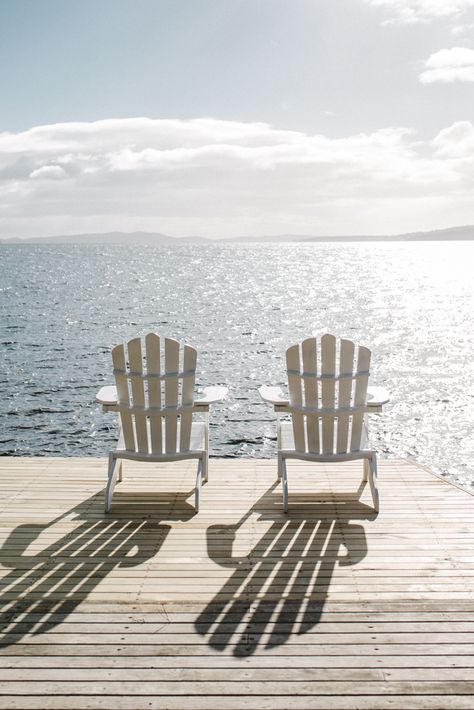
[116,421,207,458]
[279,421,373,461]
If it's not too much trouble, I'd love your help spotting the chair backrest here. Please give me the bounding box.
[112,334,197,455]
[286,334,371,456]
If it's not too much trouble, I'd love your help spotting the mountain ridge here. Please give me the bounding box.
[1,225,473,244]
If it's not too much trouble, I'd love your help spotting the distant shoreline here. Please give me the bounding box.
[2,237,474,244]
[1,225,473,245]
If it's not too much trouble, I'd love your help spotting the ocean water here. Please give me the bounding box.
[1,241,474,490]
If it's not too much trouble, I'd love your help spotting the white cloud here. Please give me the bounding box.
[0,117,473,238]
[365,0,474,23]
[29,165,68,180]
[419,47,474,82]
[425,47,474,67]
[432,120,474,156]
[451,21,474,34]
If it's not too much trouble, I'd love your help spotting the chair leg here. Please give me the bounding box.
[202,450,209,483]
[282,458,289,513]
[277,452,283,480]
[363,458,369,482]
[195,459,203,513]
[367,455,379,512]
[105,453,120,513]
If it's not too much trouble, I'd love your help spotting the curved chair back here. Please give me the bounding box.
[112,334,197,455]
[286,334,371,456]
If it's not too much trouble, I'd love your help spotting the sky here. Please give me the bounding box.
[0,0,473,239]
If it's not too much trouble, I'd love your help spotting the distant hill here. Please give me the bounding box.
[1,225,473,244]
[0,231,210,245]
[230,225,474,242]
[305,225,474,242]
[389,225,474,241]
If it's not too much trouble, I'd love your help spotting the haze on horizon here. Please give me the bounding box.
[1,0,474,240]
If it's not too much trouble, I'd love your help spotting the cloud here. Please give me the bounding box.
[365,0,474,23]
[432,120,474,156]
[419,47,474,82]
[0,117,473,238]
[29,165,68,180]
[451,21,474,34]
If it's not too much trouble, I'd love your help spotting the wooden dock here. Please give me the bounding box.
[1,456,474,709]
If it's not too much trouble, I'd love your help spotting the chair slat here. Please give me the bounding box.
[112,344,128,403]
[336,339,355,454]
[302,338,319,453]
[180,345,197,452]
[350,411,365,452]
[321,334,336,454]
[164,337,180,453]
[354,345,371,405]
[286,344,305,452]
[128,338,148,453]
[350,345,371,451]
[181,345,197,405]
[146,333,162,405]
[112,344,135,451]
[146,333,163,454]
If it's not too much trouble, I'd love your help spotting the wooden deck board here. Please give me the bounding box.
[1,457,474,709]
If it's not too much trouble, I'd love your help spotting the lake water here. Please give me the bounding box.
[1,241,474,490]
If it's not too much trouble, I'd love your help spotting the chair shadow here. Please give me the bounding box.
[195,481,376,656]
[0,490,195,646]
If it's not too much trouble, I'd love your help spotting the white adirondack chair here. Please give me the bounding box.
[259,334,389,513]
[96,334,227,513]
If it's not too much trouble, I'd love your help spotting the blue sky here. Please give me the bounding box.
[1,0,474,238]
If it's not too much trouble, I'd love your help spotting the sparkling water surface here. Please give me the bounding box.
[1,241,474,490]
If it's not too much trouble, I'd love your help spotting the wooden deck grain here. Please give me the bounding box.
[1,456,474,709]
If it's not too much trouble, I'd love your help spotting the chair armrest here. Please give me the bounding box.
[195,386,228,406]
[258,385,289,407]
[366,386,390,411]
[96,385,118,405]
[259,384,389,411]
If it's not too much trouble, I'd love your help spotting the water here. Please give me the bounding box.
[1,241,474,490]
